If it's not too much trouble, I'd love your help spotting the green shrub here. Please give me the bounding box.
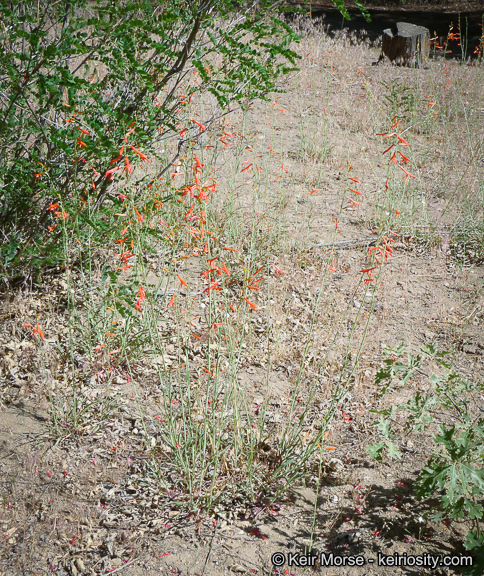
[0,0,300,275]
[369,344,484,575]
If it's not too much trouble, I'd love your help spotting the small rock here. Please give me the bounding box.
[328,458,344,472]
[230,564,248,573]
[153,354,172,366]
[463,344,477,355]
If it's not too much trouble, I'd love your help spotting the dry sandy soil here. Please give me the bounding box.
[1,12,484,576]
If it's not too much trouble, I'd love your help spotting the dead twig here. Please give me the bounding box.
[102,557,138,576]
[309,237,377,249]
[200,521,218,576]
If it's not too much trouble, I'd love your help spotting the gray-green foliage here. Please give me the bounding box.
[369,343,484,575]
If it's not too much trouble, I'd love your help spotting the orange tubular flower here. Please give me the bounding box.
[134,206,144,223]
[192,119,206,132]
[273,265,287,276]
[105,166,121,179]
[109,154,123,165]
[221,261,231,277]
[30,317,45,339]
[399,166,416,179]
[177,274,188,288]
[251,266,264,279]
[202,282,220,294]
[382,144,395,155]
[129,146,150,162]
[360,267,376,274]
[135,285,146,311]
[244,298,258,310]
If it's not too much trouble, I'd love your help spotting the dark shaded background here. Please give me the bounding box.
[286,1,484,59]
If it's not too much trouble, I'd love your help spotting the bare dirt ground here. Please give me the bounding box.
[1,14,483,576]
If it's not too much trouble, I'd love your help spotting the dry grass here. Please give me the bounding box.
[1,14,484,575]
